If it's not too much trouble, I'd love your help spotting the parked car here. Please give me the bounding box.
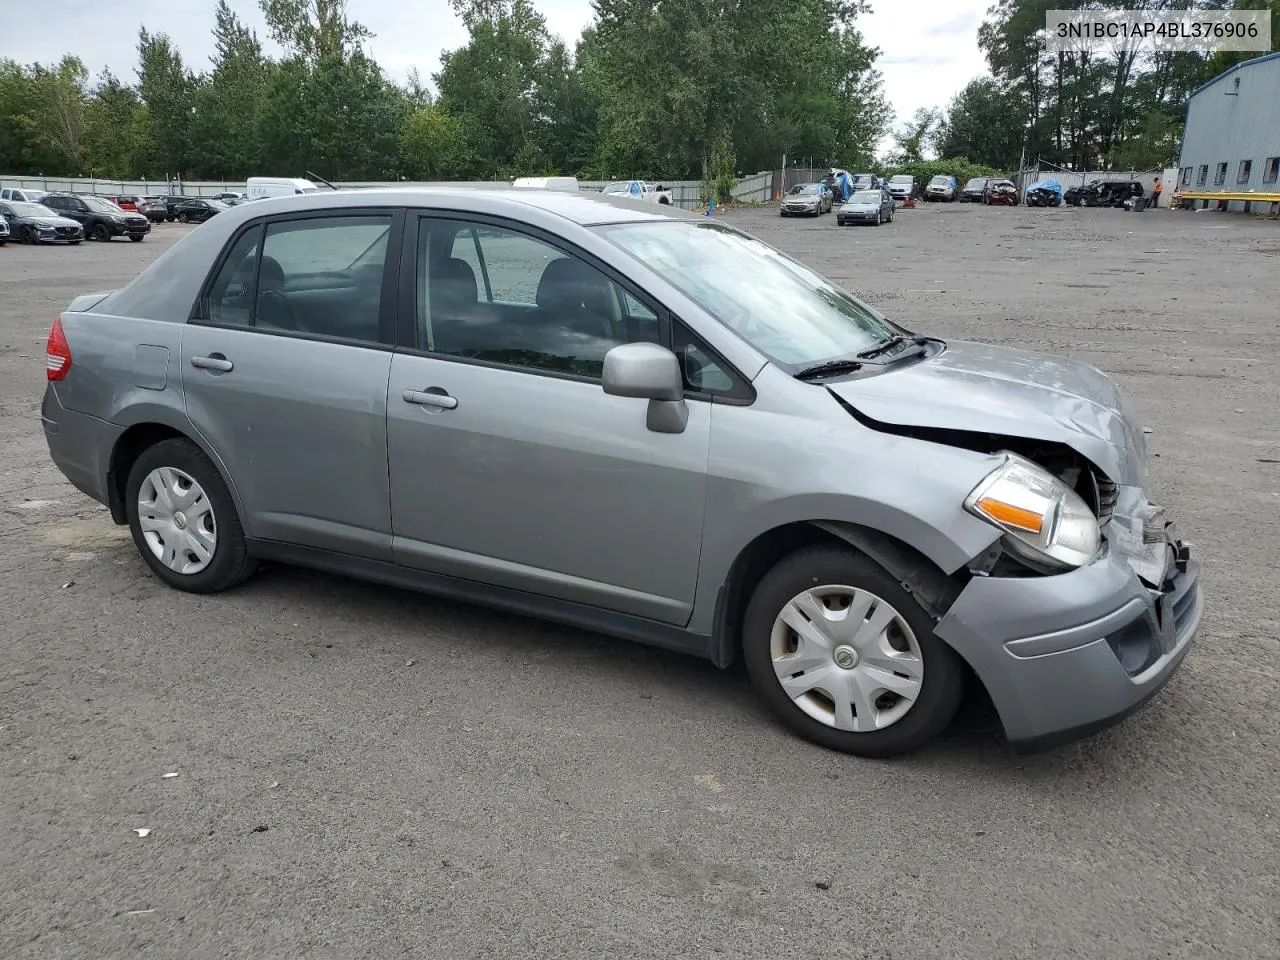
[1025,181,1064,207]
[40,188,1202,758]
[924,175,957,202]
[850,173,876,192]
[1081,181,1144,208]
[142,196,172,222]
[780,182,832,216]
[41,193,151,241]
[958,177,991,203]
[601,180,674,205]
[982,180,1020,206]
[0,200,83,244]
[174,198,230,223]
[0,213,8,245]
[886,175,916,201]
[512,176,580,192]
[1063,180,1104,206]
[836,188,895,226]
[0,186,49,203]
[106,195,147,214]
[246,177,321,200]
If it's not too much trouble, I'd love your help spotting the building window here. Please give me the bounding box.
[1237,160,1252,184]
[1197,165,1208,186]
[1264,157,1279,184]
[1179,167,1191,187]
[1214,162,1227,185]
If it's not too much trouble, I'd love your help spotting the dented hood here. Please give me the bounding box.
[826,340,1148,485]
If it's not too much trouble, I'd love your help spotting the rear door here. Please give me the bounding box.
[182,209,404,560]
[385,214,712,624]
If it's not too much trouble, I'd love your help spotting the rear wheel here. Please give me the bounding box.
[743,546,964,757]
[125,438,256,594]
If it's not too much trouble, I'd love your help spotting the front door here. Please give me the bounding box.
[386,215,710,625]
[182,211,402,560]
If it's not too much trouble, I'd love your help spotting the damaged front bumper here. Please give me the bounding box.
[936,496,1203,752]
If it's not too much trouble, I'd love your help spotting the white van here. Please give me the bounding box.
[511,176,580,192]
[246,177,321,201]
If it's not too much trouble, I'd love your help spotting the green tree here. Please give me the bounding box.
[84,70,145,177]
[399,103,474,179]
[259,0,372,61]
[136,28,197,177]
[190,0,270,179]
[435,0,554,179]
[936,78,1026,170]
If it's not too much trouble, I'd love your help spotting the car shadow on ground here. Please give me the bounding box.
[235,559,1176,779]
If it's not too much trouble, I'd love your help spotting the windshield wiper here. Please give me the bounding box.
[857,334,928,360]
[794,358,864,381]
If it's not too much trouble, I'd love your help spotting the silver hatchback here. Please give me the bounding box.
[41,189,1202,757]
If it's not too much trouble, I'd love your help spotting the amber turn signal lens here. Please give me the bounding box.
[976,497,1044,534]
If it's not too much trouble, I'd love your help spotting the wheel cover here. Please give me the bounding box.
[770,585,924,733]
[137,467,217,575]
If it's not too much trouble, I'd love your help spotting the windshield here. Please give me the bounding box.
[850,191,882,203]
[207,200,230,210]
[602,182,634,194]
[6,202,56,217]
[929,176,950,186]
[83,196,123,213]
[790,184,821,195]
[601,220,898,368]
[964,179,986,189]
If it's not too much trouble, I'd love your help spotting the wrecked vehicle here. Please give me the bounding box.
[41,189,1201,758]
[1025,179,1064,207]
[983,179,1020,205]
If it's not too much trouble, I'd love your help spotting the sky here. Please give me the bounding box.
[3,0,992,155]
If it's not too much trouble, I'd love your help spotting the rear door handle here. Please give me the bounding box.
[402,388,458,410]
[191,355,234,373]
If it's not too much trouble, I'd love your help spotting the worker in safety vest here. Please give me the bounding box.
[1151,177,1162,208]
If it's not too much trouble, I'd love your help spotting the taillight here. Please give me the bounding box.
[46,315,72,381]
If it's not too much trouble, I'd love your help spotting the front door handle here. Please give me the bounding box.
[402,388,458,410]
[191,354,234,373]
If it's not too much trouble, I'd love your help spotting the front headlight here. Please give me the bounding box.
[965,453,1101,572]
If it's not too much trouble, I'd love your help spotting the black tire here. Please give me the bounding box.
[129,235,144,242]
[742,545,964,757]
[0,239,6,246]
[19,226,34,244]
[125,438,256,594]
[167,215,176,222]
[91,223,110,242]
[69,240,81,245]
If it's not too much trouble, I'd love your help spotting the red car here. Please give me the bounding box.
[107,195,147,214]
[982,180,1020,206]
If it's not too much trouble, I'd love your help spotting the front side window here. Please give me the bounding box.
[416,218,659,379]
[601,220,897,370]
[201,215,391,343]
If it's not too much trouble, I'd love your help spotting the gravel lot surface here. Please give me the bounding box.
[2,205,1278,959]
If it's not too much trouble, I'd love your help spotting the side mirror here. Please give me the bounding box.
[601,342,689,434]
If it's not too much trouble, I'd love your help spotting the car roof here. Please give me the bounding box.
[221,187,695,227]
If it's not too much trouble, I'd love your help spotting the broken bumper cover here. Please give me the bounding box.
[935,538,1202,751]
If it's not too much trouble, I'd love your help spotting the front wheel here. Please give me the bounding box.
[129,235,144,242]
[91,223,110,242]
[125,438,256,594]
[875,211,882,225]
[743,546,964,757]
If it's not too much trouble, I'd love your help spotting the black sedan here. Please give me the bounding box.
[42,194,151,241]
[0,200,84,244]
[958,177,991,202]
[174,198,230,223]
